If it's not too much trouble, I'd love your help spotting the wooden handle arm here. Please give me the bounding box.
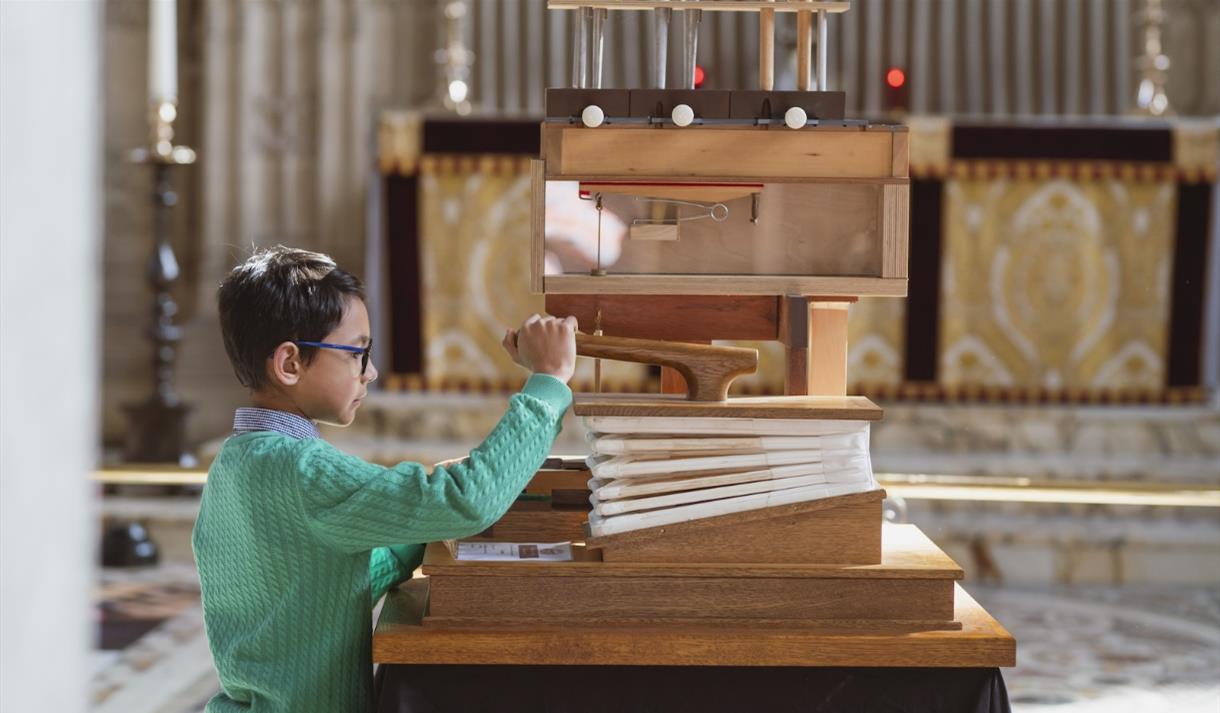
[575,333,758,402]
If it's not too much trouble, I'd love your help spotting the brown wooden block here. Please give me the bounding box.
[543,125,897,179]
[808,301,850,396]
[545,294,780,342]
[587,489,884,564]
[426,575,955,623]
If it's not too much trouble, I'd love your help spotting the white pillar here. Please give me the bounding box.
[1,2,100,712]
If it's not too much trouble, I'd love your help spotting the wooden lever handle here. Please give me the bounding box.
[575,333,758,402]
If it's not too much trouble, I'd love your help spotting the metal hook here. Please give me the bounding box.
[631,197,729,225]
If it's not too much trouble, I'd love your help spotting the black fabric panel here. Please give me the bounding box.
[376,664,1011,713]
[422,120,540,155]
[385,175,423,374]
[905,179,944,382]
[1167,183,1213,387]
[952,125,1172,162]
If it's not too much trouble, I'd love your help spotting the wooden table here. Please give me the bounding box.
[374,580,1014,668]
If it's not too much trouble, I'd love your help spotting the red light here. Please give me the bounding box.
[886,68,906,89]
[694,65,706,88]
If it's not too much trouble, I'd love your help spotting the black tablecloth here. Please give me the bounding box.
[376,664,1011,713]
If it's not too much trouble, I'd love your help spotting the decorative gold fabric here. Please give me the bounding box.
[418,155,647,389]
[939,177,1176,391]
[408,151,1181,399]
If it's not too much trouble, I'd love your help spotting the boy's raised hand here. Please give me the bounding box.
[502,314,578,384]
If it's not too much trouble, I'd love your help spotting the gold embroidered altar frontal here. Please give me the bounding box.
[939,176,1175,391]
[382,120,1208,401]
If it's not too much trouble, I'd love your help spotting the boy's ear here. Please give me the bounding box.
[267,341,303,387]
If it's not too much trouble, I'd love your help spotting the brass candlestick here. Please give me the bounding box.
[123,99,198,466]
[1133,0,1171,117]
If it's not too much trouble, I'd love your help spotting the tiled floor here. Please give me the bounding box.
[92,566,1219,712]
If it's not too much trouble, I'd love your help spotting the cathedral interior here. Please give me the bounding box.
[1,1,1218,711]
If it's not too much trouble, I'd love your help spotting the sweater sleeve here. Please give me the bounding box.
[296,374,571,553]
[369,543,424,602]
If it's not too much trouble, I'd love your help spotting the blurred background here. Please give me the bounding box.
[2,1,1218,711]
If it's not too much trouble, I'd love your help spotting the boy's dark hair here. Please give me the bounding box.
[218,246,366,390]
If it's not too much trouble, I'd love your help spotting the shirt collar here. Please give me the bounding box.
[233,407,321,440]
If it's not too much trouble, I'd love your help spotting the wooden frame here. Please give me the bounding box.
[535,124,910,297]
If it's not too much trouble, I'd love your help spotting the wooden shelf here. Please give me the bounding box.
[542,275,909,297]
[573,393,883,419]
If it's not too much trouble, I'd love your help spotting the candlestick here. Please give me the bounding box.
[125,97,195,466]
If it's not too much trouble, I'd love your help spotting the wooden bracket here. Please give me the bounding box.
[575,333,757,401]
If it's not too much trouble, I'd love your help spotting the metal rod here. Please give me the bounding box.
[653,7,671,88]
[591,7,607,88]
[682,8,701,89]
[816,9,828,90]
[797,10,812,90]
[572,6,590,88]
[759,7,775,90]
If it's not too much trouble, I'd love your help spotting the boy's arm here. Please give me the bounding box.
[296,374,571,553]
[369,543,424,603]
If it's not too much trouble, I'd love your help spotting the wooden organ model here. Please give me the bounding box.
[374,0,1015,671]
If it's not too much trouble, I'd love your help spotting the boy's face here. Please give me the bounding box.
[295,296,378,427]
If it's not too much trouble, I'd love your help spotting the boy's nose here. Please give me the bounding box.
[363,360,378,384]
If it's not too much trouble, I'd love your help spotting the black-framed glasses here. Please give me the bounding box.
[294,341,372,376]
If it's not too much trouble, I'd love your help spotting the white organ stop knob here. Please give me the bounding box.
[784,106,808,129]
[581,104,605,128]
[671,103,695,127]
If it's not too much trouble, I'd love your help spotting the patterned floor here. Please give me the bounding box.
[92,567,1220,712]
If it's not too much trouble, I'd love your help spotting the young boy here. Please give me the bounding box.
[193,246,576,712]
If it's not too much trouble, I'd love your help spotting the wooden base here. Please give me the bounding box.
[587,489,884,564]
[420,524,960,628]
[374,581,1014,668]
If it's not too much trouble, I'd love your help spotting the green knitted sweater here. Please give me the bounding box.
[192,374,572,712]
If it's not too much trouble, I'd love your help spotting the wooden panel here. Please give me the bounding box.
[881,183,910,279]
[808,301,850,396]
[580,181,763,203]
[547,126,896,179]
[545,295,780,342]
[373,582,1016,667]
[891,128,910,177]
[423,615,961,632]
[545,275,909,297]
[529,159,545,293]
[426,576,954,622]
[572,393,883,419]
[589,490,883,564]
